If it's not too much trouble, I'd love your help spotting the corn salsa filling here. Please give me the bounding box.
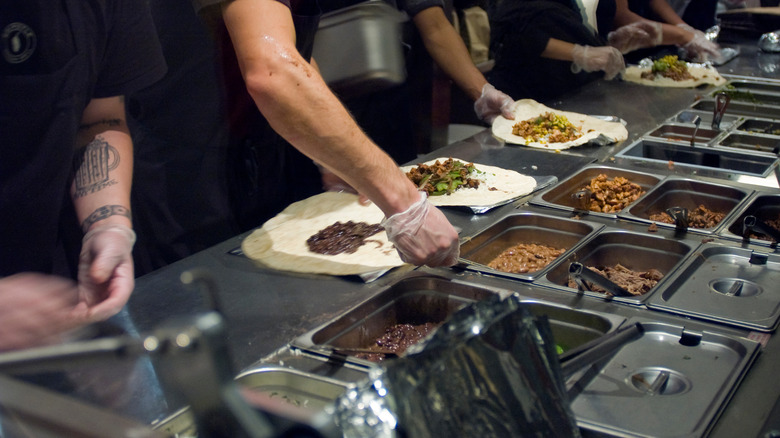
[511,112,583,144]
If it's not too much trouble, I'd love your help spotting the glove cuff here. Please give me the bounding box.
[381,191,428,238]
[82,224,137,248]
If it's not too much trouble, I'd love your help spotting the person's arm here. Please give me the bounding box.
[613,0,691,46]
[412,7,488,101]
[647,0,686,26]
[220,0,458,266]
[72,96,136,321]
[412,7,513,123]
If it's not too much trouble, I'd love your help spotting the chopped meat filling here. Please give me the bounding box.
[405,158,480,196]
[649,204,726,229]
[641,55,694,81]
[568,263,664,296]
[487,243,566,274]
[577,174,645,213]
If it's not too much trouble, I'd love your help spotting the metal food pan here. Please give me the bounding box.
[724,79,780,95]
[528,165,662,218]
[537,229,699,306]
[572,320,760,438]
[668,109,740,130]
[648,242,780,332]
[292,274,625,365]
[720,193,780,246]
[291,274,498,364]
[645,123,723,146]
[619,177,753,234]
[736,118,780,136]
[151,366,349,436]
[616,138,779,178]
[235,366,349,411]
[458,211,604,281]
[717,132,780,155]
[692,98,780,120]
[519,299,626,352]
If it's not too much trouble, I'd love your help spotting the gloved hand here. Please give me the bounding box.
[608,21,663,54]
[474,83,515,124]
[571,45,625,80]
[0,273,87,351]
[677,24,721,63]
[78,224,136,321]
[316,163,370,204]
[381,191,459,267]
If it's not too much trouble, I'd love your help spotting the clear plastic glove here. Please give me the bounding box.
[381,191,459,267]
[608,21,663,54]
[78,224,136,321]
[474,83,515,124]
[678,25,721,62]
[317,163,370,205]
[571,45,625,80]
[0,273,88,351]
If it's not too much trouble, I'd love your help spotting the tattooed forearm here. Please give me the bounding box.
[81,205,132,233]
[72,136,120,199]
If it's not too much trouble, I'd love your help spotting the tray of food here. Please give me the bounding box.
[528,165,663,218]
[618,176,753,235]
[720,193,780,247]
[400,157,539,213]
[291,274,625,366]
[647,242,780,332]
[240,191,404,277]
[571,320,760,438]
[458,211,604,281]
[537,228,700,306]
[616,138,779,179]
[716,132,780,155]
[622,55,726,88]
[490,99,628,150]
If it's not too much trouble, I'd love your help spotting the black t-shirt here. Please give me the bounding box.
[486,0,615,101]
[0,0,167,275]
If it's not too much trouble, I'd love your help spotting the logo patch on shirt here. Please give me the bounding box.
[2,22,37,64]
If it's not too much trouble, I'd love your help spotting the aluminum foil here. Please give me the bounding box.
[333,295,580,438]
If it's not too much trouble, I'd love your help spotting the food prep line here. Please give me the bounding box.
[4,41,780,437]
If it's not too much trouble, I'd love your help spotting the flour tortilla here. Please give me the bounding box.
[491,99,628,150]
[399,158,537,207]
[622,63,726,88]
[242,192,404,276]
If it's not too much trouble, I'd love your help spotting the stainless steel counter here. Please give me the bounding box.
[7,41,779,436]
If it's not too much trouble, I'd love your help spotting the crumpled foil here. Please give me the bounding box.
[333,294,580,438]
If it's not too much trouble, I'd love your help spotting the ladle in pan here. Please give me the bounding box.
[568,262,634,297]
[665,206,689,232]
[689,115,702,147]
[742,215,780,242]
[571,188,592,212]
[711,92,731,131]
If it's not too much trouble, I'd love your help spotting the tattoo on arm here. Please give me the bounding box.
[81,205,132,233]
[72,135,120,199]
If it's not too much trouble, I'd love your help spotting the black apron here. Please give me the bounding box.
[0,0,90,276]
[219,1,325,232]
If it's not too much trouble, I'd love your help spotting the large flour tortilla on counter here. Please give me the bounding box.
[622,64,726,88]
[400,158,537,207]
[242,192,404,276]
[491,99,628,150]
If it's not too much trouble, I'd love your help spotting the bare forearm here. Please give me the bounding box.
[72,97,133,233]
[413,7,487,101]
[542,38,577,61]
[222,0,419,215]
